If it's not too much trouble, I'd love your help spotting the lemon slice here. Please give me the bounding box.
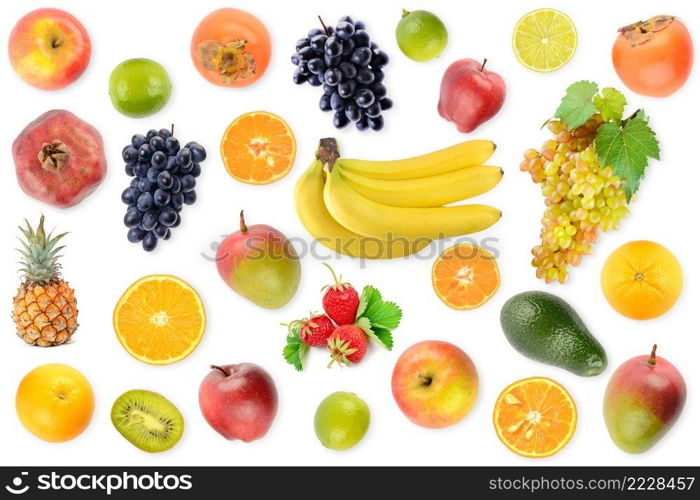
[513,9,577,72]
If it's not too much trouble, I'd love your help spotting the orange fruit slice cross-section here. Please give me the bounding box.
[113,275,206,365]
[220,111,296,184]
[493,377,577,458]
[432,243,500,310]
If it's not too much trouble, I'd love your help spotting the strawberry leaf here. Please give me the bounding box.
[355,316,373,336]
[593,87,626,124]
[554,81,598,129]
[369,327,393,350]
[364,300,402,330]
[356,285,382,319]
[283,327,308,372]
[356,317,393,350]
[356,285,401,351]
[595,115,660,201]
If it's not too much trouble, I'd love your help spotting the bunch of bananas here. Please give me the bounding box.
[295,138,502,259]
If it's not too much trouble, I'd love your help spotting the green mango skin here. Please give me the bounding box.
[216,220,301,309]
[500,291,607,376]
[604,350,686,453]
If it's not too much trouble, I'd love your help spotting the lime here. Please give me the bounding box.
[314,392,370,451]
[512,9,577,72]
[396,9,448,62]
[109,58,172,118]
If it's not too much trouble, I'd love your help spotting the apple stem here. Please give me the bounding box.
[647,344,658,366]
[210,365,228,376]
[239,210,248,233]
[51,35,65,49]
[480,58,488,72]
[318,16,331,36]
[402,9,410,17]
[418,374,433,387]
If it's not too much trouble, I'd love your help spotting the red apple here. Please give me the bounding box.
[199,363,278,442]
[438,58,506,133]
[9,8,91,91]
[391,340,479,428]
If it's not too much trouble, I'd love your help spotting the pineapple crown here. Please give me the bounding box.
[17,215,67,284]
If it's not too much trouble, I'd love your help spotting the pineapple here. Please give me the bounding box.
[12,215,78,347]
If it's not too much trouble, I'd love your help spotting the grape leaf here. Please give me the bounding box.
[554,81,598,129]
[283,327,308,372]
[356,285,382,319]
[593,87,627,124]
[595,116,660,201]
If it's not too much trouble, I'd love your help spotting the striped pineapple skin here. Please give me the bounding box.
[12,215,79,346]
[13,280,78,346]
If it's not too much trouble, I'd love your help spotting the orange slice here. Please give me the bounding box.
[113,275,206,365]
[431,243,500,310]
[220,111,296,184]
[493,377,577,458]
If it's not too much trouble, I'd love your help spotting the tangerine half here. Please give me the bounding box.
[220,111,296,184]
[431,243,500,310]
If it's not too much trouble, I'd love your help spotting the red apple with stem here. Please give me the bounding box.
[199,363,278,442]
[9,8,91,90]
[438,58,506,133]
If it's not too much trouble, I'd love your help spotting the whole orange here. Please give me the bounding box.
[16,363,94,442]
[601,241,682,320]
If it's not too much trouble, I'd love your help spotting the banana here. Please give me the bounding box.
[323,167,501,240]
[294,161,428,259]
[338,139,496,180]
[339,164,503,208]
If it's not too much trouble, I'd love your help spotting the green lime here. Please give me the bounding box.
[396,9,448,62]
[314,392,370,451]
[109,58,172,118]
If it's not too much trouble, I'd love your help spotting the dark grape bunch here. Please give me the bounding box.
[120,128,206,252]
[291,15,393,131]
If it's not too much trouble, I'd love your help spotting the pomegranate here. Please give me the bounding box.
[13,110,107,208]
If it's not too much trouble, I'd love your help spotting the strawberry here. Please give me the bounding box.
[288,314,335,347]
[321,264,359,325]
[327,325,368,367]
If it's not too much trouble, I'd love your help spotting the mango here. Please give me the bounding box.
[216,211,300,309]
[603,345,686,453]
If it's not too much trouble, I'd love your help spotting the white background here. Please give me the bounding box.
[0,0,697,467]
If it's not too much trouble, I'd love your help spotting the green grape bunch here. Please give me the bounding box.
[520,81,659,284]
[520,115,630,283]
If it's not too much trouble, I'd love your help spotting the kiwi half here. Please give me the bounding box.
[111,389,184,453]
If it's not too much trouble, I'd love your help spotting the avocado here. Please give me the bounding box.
[500,291,607,376]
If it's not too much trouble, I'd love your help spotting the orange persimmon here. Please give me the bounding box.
[612,16,693,97]
[191,8,271,88]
